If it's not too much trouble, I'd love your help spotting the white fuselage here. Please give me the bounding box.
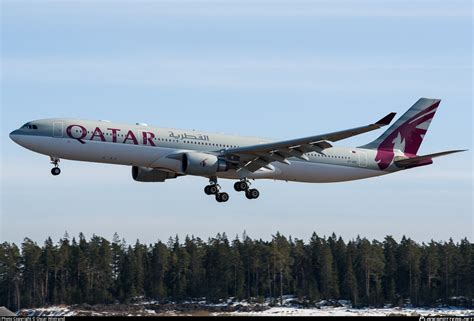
[10,118,401,183]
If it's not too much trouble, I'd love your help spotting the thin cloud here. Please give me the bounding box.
[3,1,470,19]
[3,56,470,91]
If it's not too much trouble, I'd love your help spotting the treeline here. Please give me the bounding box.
[0,232,472,311]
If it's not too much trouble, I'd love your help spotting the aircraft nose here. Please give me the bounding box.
[9,129,21,143]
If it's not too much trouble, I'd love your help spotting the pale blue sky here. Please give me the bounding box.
[1,0,472,245]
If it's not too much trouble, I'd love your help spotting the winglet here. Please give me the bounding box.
[375,112,397,126]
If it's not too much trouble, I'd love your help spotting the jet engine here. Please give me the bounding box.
[182,152,228,176]
[132,166,178,182]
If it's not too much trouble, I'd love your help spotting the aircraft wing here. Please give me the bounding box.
[223,112,397,173]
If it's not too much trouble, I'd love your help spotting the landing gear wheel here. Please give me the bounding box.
[246,189,260,199]
[245,190,252,199]
[216,192,229,203]
[234,182,241,192]
[206,177,228,202]
[209,185,218,195]
[51,167,61,176]
[205,185,219,195]
[234,181,248,192]
[249,189,260,199]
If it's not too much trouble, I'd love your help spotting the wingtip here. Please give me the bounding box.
[420,97,442,102]
[446,149,468,153]
[376,112,397,126]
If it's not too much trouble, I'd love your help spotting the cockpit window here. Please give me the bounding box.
[21,123,38,130]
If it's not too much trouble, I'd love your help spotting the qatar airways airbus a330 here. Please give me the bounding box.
[10,98,465,202]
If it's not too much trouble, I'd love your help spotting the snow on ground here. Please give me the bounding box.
[224,307,474,317]
[17,301,474,317]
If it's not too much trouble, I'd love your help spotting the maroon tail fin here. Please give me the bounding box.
[360,98,441,169]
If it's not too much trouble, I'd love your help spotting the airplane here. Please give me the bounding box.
[9,98,465,203]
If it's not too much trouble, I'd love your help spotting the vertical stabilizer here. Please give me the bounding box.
[360,98,441,169]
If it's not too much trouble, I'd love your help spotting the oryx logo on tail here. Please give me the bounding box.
[360,98,440,170]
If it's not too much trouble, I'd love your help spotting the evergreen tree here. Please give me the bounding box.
[39,237,56,306]
[290,238,307,299]
[307,233,322,302]
[343,242,358,307]
[76,233,90,303]
[230,236,245,299]
[0,232,471,310]
[354,237,384,306]
[398,237,421,305]
[118,245,137,302]
[133,240,147,298]
[87,235,113,303]
[370,241,385,306]
[331,236,347,299]
[270,232,293,305]
[184,236,206,299]
[110,233,124,299]
[382,236,398,304]
[457,238,472,301]
[166,236,190,300]
[0,242,21,310]
[20,238,43,307]
[204,233,232,302]
[319,238,339,299]
[420,241,441,305]
[57,233,71,304]
[148,241,169,300]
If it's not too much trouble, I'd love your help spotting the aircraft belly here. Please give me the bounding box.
[273,161,386,183]
[217,167,281,180]
[216,162,385,183]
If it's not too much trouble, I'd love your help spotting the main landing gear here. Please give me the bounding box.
[234,179,260,200]
[204,177,260,203]
[50,157,61,176]
[204,177,229,203]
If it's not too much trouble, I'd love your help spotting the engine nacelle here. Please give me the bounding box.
[182,152,228,176]
[132,166,178,182]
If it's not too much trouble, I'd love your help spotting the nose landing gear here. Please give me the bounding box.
[50,157,61,176]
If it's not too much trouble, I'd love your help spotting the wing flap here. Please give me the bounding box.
[242,157,271,172]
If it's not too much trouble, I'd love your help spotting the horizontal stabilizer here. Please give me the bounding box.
[394,149,467,168]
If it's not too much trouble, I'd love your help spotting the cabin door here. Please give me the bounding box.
[53,122,63,137]
[358,151,367,167]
